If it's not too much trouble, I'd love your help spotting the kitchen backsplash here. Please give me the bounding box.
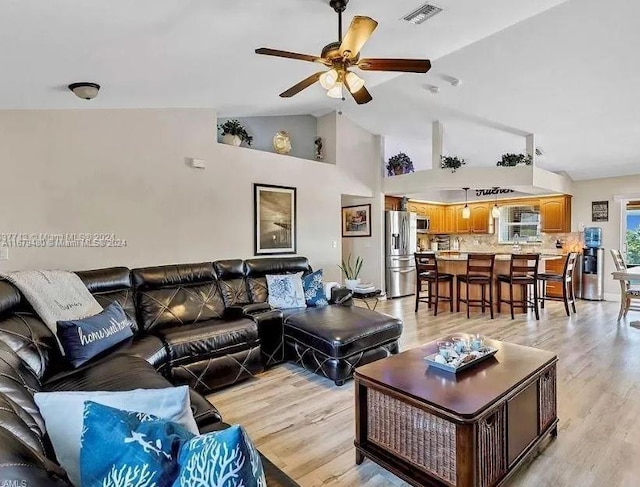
[418,232,583,254]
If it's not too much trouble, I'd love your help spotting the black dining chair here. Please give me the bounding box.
[414,252,454,316]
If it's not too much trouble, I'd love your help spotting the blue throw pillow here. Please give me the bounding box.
[302,270,329,307]
[35,386,199,487]
[266,274,307,309]
[57,301,134,368]
[173,425,266,487]
[80,401,195,487]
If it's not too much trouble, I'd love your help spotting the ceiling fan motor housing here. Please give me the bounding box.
[330,0,349,13]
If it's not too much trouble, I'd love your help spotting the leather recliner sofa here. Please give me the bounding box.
[0,256,402,485]
[0,268,298,486]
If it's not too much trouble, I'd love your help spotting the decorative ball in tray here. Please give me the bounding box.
[424,335,498,373]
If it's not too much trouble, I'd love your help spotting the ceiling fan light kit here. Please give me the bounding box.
[255,0,431,105]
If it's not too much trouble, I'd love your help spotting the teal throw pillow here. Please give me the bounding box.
[80,401,194,487]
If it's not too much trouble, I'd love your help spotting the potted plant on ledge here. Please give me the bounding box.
[496,153,532,167]
[339,254,363,290]
[386,153,415,176]
[218,119,253,147]
[441,155,466,173]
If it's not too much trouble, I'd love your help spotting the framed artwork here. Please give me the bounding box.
[592,200,609,222]
[342,204,372,237]
[254,184,297,255]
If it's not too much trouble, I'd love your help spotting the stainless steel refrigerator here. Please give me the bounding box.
[385,211,418,298]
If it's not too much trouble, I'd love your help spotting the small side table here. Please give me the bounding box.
[352,290,382,311]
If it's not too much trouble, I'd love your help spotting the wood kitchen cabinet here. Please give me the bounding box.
[455,205,471,233]
[470,203,491,234]
[431,205,445,233]
[540,196,572,233]
[544,255,566,298]
[444,206,457,234]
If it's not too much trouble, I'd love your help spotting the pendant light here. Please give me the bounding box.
[491,187,501,218]
[462,187,471,219]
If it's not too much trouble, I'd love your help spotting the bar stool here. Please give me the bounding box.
[497,254,540,320]
[538,252,579,316]
[456,254,496,319]
[415,252,454,316]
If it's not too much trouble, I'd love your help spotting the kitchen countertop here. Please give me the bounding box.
[434,253,564,262]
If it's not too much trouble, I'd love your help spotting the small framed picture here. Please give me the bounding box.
[342,204,372,238]
[592,200,609,222]
[254,184,297,255]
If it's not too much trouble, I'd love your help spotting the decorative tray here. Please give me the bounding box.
[424,346,498,374]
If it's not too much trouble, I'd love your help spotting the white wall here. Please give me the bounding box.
[336,116,386,290]
[384,135,432,173]
[572,174,640,298]
[0,109,342,281]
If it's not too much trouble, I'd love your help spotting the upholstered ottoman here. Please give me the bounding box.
[283,306,402,386]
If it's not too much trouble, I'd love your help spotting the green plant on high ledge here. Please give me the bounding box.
[440,155,466,173]
[217,119,253,146]
[386,153,415,176]
[338,254,363,280]
[496,153,533,167]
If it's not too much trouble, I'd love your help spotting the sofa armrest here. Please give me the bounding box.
[224,303,272,320]
[252,309,285,367]
[331,287,354,306]
[0,427,72,486]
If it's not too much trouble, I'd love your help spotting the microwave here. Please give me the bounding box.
[416,217,430,233]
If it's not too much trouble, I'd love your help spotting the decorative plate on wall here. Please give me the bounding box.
[273,131,292,155]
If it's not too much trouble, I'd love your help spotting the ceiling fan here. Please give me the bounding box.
[255,0,432,105]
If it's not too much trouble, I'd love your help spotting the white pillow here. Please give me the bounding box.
[267,273,307,309]
[34,386,198,487]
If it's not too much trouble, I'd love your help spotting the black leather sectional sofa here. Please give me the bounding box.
[0,256,403,485]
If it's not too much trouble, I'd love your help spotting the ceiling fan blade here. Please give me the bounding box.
[256,48,329,65]
[358,58,432,73]
[279,72,324,98]
[349,85,373,105]
[340,16,378,58]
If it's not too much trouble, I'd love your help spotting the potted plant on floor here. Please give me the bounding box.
[218,119,253,147]
[440,155,466,173]
[496,153,532,167]
[386,153,415,176]
[339,254,363,290]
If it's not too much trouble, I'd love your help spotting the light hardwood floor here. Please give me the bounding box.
[209,298,640,486]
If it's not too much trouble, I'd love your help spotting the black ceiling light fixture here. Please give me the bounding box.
[68,82,101,100]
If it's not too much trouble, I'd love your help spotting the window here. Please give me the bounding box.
[626,202,640,266]
[498,205,541,244]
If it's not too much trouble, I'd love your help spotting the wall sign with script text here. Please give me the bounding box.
[475,188,515,197]
[592,200,609,222]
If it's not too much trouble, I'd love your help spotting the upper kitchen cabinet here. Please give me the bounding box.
[540,195,572,233]
[470,203,492,234]
[428,205,445,234]
[455,205,471,234]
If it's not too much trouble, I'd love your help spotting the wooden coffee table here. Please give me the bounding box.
[354,339,558,487]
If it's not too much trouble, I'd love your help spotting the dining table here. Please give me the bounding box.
[611,266,640,320]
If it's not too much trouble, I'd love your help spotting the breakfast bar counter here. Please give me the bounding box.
[426,253,563,314]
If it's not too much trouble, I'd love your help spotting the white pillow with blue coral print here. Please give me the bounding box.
[174,425,266,487]
[266,273,307,309]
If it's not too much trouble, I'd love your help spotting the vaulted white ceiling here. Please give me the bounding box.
[1,0,638,180]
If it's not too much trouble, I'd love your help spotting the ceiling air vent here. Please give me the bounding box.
[402,3,443,25]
